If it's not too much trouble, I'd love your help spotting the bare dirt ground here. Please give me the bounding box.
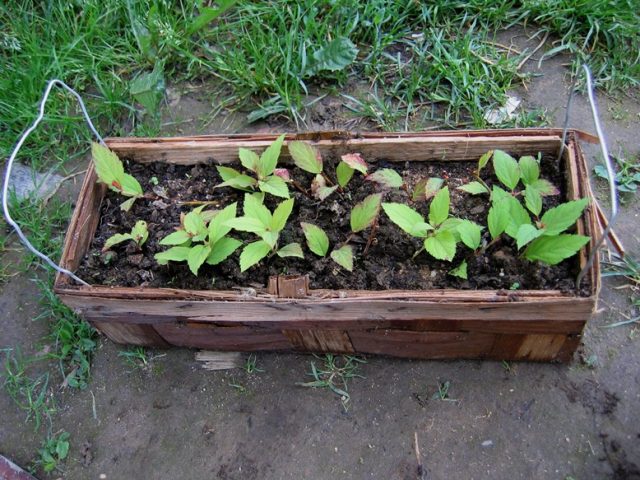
[1,43,639,479]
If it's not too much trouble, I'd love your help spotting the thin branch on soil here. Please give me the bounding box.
[42,169,87,206]
[518,31,550,70]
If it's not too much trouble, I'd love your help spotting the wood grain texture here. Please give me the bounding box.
[282,329,355,353]
[90,321,168,347]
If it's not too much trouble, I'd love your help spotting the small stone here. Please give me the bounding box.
[481,440,493,447]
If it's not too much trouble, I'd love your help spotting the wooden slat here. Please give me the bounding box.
[267,275,309,298]
[282,329,355,353]
[514,334,568,361]
[90,321,168,347]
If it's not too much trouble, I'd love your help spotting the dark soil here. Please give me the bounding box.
[76,153,589,293]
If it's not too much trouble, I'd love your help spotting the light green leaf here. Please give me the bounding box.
[225,216,267,233]
[240,240,272,272]
[308,37,358,75]
[330,245,354,271]
[186,0,236,35]
[277,242,304,258]
[131,220,149,246]
[259,175,290,198]
[449,260,468,279]
[216,166,257,190]
[217,165,242,182]
[311,174,338,200]
[120,174,143,197]
[208,202,237,245]
[524,184,542,216]
[119,197,137,212]
[340,153,368,174]
[92,142,124,187]
[155,246,191,265]
[257,134,285,178]
[412,177,444,201]
[428,186,450,226]
[159,230,191,245]
[301,222,330,257]
[129,64,165,115]
[516,224,544,250]
[540,198,589,235]
[336,161,355,187]
[184,210,207,237]
[477,150,493,174]
[188,244,212,275]
[206,236,242,265]
[317,185,339,201]
[493,150,520,191]
[488,205,508,239]
[258,230,279,249]
[102,233,133,251]
[350,193,382,232]
[531,179,560,196]
[524,234,590,265]
[239,147,259,172]
[288,140,322,174]
[270,198,295,232]
[457,181,489,195]
[243,193,272,227]
[503,195,531,239]
[519,155,540,184]
[382,203,432,237]
[424,230,457,261]
[366,168,403,189]
[457,219,482,250]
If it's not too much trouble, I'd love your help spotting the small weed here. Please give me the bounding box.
[297,354,366,410]
[244,354,263,374]
[228,379,246,394]
[1,349,56,431]
[594,153,640,202]
[35,430,70,474]
[602,254,640,328]
[118,347,149,370]
[432,381,458,402]
[502,360,517,375]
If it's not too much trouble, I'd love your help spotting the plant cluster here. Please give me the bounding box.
[94,139,591,283]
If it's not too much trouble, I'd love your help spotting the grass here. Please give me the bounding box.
[602,254,640,328]
[35,430,70,474]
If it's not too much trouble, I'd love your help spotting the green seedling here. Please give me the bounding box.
[226,194,302,271]
[301,222,353,271]
[594,153,640,201]
[383,187,482,262]
[412,177,444,202]
[365,168,404,189]
[337,153,369,188]
[36,431,70,474]
[289,140,339,200]
[472,150,590,265]
[102,220,149,252]
[155,203,242,275]
[216,134,290,198]
[92,143,144,211]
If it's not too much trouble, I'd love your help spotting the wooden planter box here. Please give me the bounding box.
[54,129,601,362]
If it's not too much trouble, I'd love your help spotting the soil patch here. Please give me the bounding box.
[76,153,588,293]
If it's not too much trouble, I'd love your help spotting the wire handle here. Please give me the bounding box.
[558,65,619,289]
[1,79,105,286]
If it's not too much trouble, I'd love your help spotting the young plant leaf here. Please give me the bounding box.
[119,174,143,197]
[456,219,482,250]
[184,210,207,238]
[336,161,355,187]
[155,246,191,265]
[330,245,353,271]
[216,166,256,189]
[131,220,149,246]
[188,244,212,275]
[273,168,291,182]
[225,216,268,234]
[311,174,338,200]
[413,177,444,201]
[449,260,468,279]
[524,234,590,265]
[277,243,304,258]
[540,198,589,235]
[366,168,403,189]
[530,179,560,196]
[102,233,133,252]
[257,134,285,178]
[516,224,544,250]
[243,193,272,227]
[350,193,382,232]
[487,205,509,239]
[120,197,137,212]
[288,141,322,174]
[92,142,124,188]
[159,230,192,245]
[308,37,358,74]
[477,150,493,175]
[270,198,294,232]
[240,240,272,272]
[381,203,432,237]
[301,222,330,257]
[424,230,456,261]
[428,186,450,226]
[340,153,368,174]
[524,184,542,216]
[239,148,259,172]
[519,156,540,184]
[259,175,290,198]
[457,181,489,195]
[208,202,237,245]
[493,150,520,191]
[206,236,242,265]
[503,195,532,239]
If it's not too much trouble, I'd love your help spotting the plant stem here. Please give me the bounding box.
[362,217,379,256]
